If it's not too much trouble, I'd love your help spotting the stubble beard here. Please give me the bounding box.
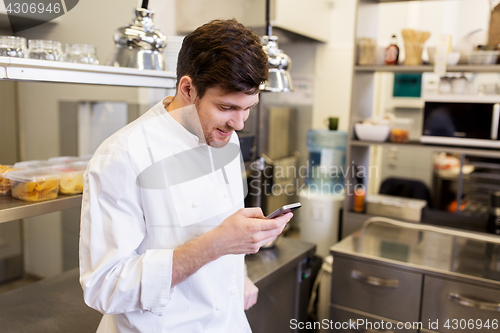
[196,100,231,148]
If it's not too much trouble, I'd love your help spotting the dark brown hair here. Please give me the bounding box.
[176,19,269,98]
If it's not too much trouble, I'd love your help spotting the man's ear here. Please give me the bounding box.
[177,76,198,104]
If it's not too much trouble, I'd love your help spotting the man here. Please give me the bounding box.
[79,19,292,332]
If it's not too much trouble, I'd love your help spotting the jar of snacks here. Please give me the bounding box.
[7,169,60,202]
[357,38,377,65]
[64,44,99,64]
[28,39,63,61]
[391,118,413,143]
[0,36,27,58]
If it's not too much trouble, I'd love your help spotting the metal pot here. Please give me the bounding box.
[106,8,167,71]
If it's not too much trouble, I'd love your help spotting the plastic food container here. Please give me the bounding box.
[468,51,499,65]
[13,160,57,169]
[0,165,17,195]
[7,169,60,202]
[391,118,413,143]
[50,162,86,194]
[48,156,81,164]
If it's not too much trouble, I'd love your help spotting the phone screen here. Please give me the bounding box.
[265,202,301,219]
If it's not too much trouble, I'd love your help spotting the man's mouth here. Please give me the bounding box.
[217,128,233,137]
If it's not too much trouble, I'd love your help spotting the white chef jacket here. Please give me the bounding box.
[79,98,252,333]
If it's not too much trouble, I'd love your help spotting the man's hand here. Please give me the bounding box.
[171,208,292,287]
[244,275,258,310]
[213,207,292,256]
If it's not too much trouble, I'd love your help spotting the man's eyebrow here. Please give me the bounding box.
[217,101,259,109]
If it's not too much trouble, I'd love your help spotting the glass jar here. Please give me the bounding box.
[451,75,468,95]
[64,44,99,64]
[28,39,63,61]
[391,118,413,143]
[438,76,452,94]
[0,36,27,58]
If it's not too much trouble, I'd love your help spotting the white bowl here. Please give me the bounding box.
[354,123,390,142]
[427,48,461,65]
[446,52,461,66]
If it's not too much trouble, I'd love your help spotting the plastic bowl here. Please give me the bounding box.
[354,123,390,142]
[468,51,499,65]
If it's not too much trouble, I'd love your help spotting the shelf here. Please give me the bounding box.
[389,97,424,109]
[350,140,500,158]
[355,65,500,73]
[0,57,177,88]
[344,209,488,234]
[422,94,500,103]
[0,194,82,224]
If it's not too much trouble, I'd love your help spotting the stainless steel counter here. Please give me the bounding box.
[0,237,315,333]
[331,219,500,288]
[329,219,500,332]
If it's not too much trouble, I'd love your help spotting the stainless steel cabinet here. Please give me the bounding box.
[330,220,500,333]
[330,304,418,333]
[331,257,422,323]
[421,276,500,332]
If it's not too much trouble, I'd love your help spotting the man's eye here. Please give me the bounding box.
[220,106,231,111]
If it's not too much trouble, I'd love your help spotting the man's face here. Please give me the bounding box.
[195,86,259,148]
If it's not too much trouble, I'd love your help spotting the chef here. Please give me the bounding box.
[79,19,292,332]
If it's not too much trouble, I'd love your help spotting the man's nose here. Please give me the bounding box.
[228,112,248,131]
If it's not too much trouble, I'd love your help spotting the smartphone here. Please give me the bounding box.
[265,202,301,219]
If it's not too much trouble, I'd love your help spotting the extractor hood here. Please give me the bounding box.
[176,0,331,44]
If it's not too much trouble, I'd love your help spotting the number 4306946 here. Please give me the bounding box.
[6,2,61,14]
[444,319,498,330]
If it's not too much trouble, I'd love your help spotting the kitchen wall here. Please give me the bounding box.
[312,0,357,132]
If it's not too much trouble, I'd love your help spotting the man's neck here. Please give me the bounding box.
[163,95,205,143]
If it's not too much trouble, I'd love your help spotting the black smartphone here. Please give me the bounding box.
[265,202,301,219]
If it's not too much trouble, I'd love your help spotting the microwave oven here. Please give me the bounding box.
[421,101,500,148]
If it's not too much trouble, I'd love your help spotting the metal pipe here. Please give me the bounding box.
[456,154,465,213]
[266,0,272,37]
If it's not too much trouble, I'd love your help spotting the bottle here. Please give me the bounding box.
[486,192,500,235]
[353,166,365,212]
[385,35,399,65]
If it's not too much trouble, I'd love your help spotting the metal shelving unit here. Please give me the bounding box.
[343,0,500,238]
[0,59,176,225]
[0,57,176,88]
[350,140,500,159]
[0,195,82,224]
[355,65,500,73]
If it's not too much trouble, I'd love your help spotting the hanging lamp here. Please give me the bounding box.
[260,0,293,92]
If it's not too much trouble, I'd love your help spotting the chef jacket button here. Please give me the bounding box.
[192,201,199,208]
[215,304,221,310]
[230,289,237,295]
[172,150,177,156]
